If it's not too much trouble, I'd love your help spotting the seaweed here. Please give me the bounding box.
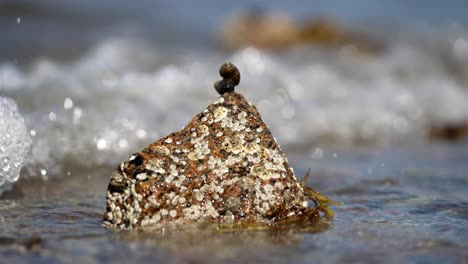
[301,169,342,219]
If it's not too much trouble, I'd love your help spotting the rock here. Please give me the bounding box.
[217,11,300,50]
[298,19,383,55]
[104,92,317,229]
[428,122,468,141]
[103,64,327,230]
[217,10,383,56]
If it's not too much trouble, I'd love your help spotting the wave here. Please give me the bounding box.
[0,31,467,177]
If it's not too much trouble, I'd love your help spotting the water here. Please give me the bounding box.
[1,1,468,263]
[1,144,467,263]
[0,97,31,194]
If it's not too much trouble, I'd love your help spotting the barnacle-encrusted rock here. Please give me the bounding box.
[104,92,322,230]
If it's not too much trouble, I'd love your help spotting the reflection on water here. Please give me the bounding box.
[0,143,467,263]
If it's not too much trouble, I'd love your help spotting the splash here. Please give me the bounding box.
[0,97,31,194]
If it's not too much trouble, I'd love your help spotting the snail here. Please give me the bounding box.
[214,62,241,95]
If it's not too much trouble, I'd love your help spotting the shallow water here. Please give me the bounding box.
[1,1,468,263]
[1,143,468,263]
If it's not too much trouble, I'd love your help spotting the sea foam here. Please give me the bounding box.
[0,33,467,179]
[0,97,31,194]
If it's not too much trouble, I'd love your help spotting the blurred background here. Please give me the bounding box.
[0,1,467,262]
[1,0,467,179]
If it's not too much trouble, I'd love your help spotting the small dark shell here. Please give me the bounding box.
[219,62,241,85]
[108,172,127,193]
[214,79,235,94]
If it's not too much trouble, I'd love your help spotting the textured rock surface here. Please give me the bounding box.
[104,92,316,230]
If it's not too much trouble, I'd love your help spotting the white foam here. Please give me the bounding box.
[0,97,31,195]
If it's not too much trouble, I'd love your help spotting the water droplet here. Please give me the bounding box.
[136,129,147,139]
[310,148,324,160]
[73,107,83,123]
[40,169,48,181]
[2,163,10,173]
[118,138,128,149]
[64,97,74,110]
[16,17,21,24]
[30,129,37,137]
[49,112,56,121]
[96,138,107,150]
